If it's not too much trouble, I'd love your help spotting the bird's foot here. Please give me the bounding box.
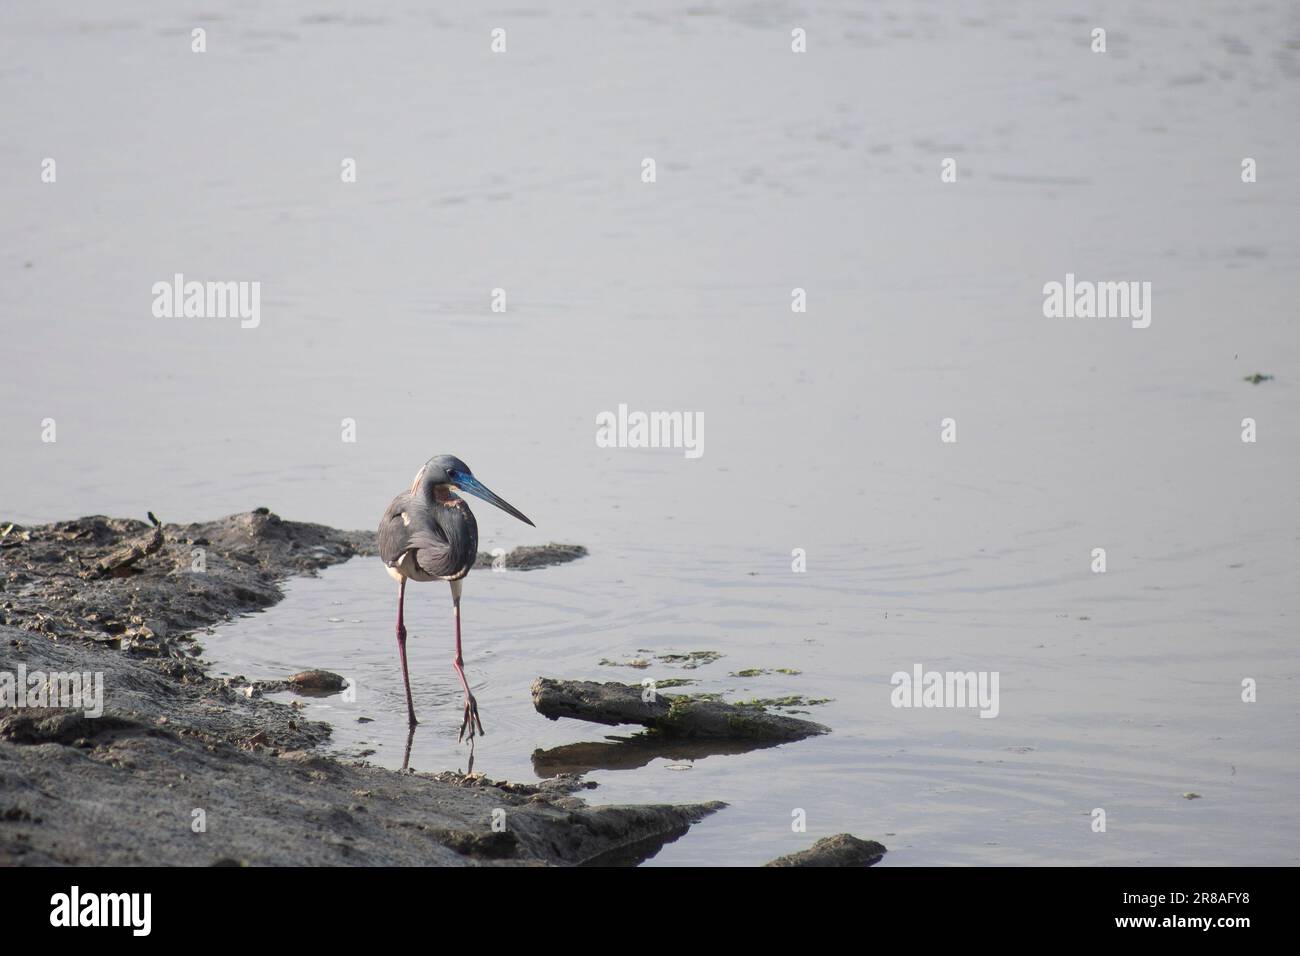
[458,693,485,743]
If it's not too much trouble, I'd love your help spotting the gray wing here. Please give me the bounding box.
[378,492,452,576]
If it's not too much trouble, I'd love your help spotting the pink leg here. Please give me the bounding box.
[395,577,418,729]
[451,581,484,741]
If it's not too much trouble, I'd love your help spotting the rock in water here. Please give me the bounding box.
[288,670,347,692]
[764,833,887,867]
[532,677,829,742]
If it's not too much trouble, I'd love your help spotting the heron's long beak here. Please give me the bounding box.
[452,472,535,527]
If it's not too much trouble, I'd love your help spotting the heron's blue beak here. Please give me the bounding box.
[452,472,535,527]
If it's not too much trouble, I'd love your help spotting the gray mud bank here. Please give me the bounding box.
[0,510,718,865]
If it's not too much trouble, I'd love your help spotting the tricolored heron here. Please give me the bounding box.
[378,455,533,742]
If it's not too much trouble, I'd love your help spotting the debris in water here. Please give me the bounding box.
[601,650,722,670]
[731,667,803,677]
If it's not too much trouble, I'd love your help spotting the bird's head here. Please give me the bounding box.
[413,454,535,527]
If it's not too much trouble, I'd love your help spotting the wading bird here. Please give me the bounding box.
[378,455,533,742]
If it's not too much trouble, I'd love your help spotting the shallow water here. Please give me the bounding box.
[3,1,1299,864]
[204,532,1299,866]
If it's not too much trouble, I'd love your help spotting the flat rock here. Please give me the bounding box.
[532,678,830,742]
[474,543,588,570]
[764,833,888,867]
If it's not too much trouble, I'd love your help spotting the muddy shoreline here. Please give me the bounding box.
[0,510,718,865]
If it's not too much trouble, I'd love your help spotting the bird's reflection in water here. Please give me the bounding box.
[531,734,780,777]
[402,727,415,771]
[399,726,477,775]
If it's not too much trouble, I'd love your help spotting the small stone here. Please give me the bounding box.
[764,834,887,867]
[287,669,347,692]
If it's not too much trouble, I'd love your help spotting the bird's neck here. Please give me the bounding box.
[431,485,478,575]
